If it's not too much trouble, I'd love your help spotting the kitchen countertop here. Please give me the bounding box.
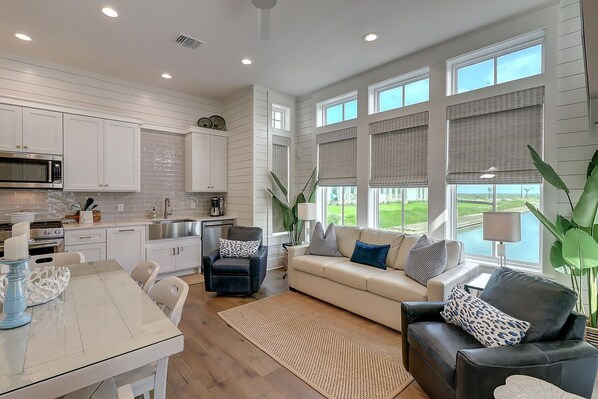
[62,215,236,230]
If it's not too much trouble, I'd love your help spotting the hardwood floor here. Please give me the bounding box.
[167,269,429,399]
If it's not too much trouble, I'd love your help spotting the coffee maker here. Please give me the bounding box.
[210,197,220,216]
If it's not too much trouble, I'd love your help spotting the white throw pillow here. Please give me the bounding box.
[219,238,260,258]
[404,235,447,286]
[441,286,531,348]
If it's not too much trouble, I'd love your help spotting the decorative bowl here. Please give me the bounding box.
[0,266,71,307]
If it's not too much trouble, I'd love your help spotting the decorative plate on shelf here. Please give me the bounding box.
[0,266,71,307]
[209,115,226,130]
[197,117,213,129]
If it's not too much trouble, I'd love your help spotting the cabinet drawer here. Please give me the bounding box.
[65,243,106,262]
[65,228,106,245]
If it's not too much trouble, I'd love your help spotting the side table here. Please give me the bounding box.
[281,241,306,280]
[464,272,492,295]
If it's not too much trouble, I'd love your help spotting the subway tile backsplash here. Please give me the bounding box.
[0,131,226,222]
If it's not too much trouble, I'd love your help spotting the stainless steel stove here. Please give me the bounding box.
[0,221,64,256]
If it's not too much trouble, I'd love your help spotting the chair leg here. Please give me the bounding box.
[153,358,169,399]
[143,392,150,399]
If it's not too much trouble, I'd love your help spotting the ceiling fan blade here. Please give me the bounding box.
[258,8,271,40]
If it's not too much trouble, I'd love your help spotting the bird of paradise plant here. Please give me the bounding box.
[525,146,598,327]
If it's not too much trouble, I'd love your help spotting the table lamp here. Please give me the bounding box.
[483,212,521,268]
[298,203,317,244]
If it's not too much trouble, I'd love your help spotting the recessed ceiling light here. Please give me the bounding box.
[14,33,32,41]
[363,32,379,42]
[161,73,172,79]
[101,7,119,18]
[241,58,252,65]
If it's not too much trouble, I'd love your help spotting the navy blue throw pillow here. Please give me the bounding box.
[350,240,390,269]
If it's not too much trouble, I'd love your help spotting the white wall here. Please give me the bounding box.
[294,4,564,275]
[0,52,220,132]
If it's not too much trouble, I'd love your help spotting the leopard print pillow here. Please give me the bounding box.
[219,238,260,258]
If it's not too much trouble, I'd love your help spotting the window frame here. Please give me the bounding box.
[320,186,357,226]
[369,68,429,114]
[271,104,291,131]
[448,184,543,269]
[316,91,358,127]
[447,30,545,95]
[372,188,429,234]
[271,141,291,235]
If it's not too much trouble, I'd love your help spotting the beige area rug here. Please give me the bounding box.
[180,273,204,286]
[219,292,412,399]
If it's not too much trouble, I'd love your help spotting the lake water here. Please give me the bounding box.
[456,211,540,264]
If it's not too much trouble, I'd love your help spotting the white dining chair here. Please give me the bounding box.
[116,385,134,399]
[114,277,189,399]
[29,251,85,267]
[130,260,160,294]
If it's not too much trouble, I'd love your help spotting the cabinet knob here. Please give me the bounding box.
[23,146,29,149]
[105,184,109,187]
[16,145,21,149]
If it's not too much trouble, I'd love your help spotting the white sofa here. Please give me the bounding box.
[287,226,479,331]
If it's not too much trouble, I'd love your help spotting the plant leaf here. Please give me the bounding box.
[587,150,598,178]
[550,241,585,275]
[526,202,563,242]
[269,171,288,198]
[573,167,598,228]
[555,215,574,235]
[267,189,290,212]
[528,145,569,193]
[562,229,598,270]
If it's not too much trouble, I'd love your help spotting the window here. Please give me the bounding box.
[322,186,357,226]
[369,68,429,114]
[317,92,357,127]
[271,104,290,131]
[448,30,544,95]
[271,135,291,234]
[454,184,541,265]
[375,188,428,234]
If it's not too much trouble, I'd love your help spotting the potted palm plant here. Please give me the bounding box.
[525,146,598,343]
[268,167,318,243]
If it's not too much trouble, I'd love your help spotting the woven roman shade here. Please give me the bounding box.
[369,112,429,188]
[271,135,291,233]
[317,127,357,187]
[446,86,544,184]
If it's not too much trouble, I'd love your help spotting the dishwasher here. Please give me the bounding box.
[201,219,235,271]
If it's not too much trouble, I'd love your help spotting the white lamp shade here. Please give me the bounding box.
[298,203,317,221]
[483,212,521,242]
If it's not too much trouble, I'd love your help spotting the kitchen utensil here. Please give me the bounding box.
[79,211,93,224]
[219,197,225,216]
[209,115,226,131]
[210,197,221,216]
[90,204,98,210]
[6,212,36,224]
[83,198,93,211]
[197,117,213,129]
[71,202,82,212]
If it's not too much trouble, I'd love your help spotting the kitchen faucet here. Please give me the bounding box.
[164,198,172,219]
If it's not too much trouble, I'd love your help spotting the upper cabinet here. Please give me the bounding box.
[64,114,140,192]
[0,105,62,154]
[185,132,227,192]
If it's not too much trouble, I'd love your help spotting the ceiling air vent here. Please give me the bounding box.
[174,33,203,50]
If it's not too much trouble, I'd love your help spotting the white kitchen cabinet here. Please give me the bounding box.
[64,114,140,192]
[65,242,106,262]
[22,108,63,155]
[0,105,62,154]
[0,104,23,152]
[185,132,227,192]
[146,237,201,275]
[106,226,145,274]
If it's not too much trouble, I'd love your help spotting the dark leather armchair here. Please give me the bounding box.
[401,268,598,399]
[203,226,268,296]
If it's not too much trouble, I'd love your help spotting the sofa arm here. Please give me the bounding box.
[456,340,598,399]
[250,245,268,292]
[427,261,479,301]
[202,249,220,291]
[401,302,445,371]
[287,244,309,260]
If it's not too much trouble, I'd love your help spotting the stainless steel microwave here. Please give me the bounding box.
[0,152,63,189]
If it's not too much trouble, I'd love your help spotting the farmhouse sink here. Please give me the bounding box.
[147,219,201,241]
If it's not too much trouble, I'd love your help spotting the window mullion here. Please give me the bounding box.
[401,189,406,234]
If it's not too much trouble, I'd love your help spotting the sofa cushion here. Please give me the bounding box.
[395,235,420,269]
[335,226,362,258]
[367,270,427,302]
[307,222,342,257]
[324,260,386,290]
[212,258,250,275]
[360,228,404,268]
[480,267,577,343]
[405,235,447,286]
[408,321,484,386]
[350,240,390,269]
[396,235,463,271]
[292,255,345,277]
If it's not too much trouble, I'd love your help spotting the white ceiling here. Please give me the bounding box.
[0,0,553,101]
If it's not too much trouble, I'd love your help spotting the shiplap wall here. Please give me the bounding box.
[0,52,220,132]
[223,87,254,228]
[253,86,270,243]
[294,96,316,196]
[556,0,597,215]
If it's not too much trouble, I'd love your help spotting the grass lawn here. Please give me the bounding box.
[327,196,539,229]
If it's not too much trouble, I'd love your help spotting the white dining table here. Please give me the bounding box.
[0,259,183,399]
